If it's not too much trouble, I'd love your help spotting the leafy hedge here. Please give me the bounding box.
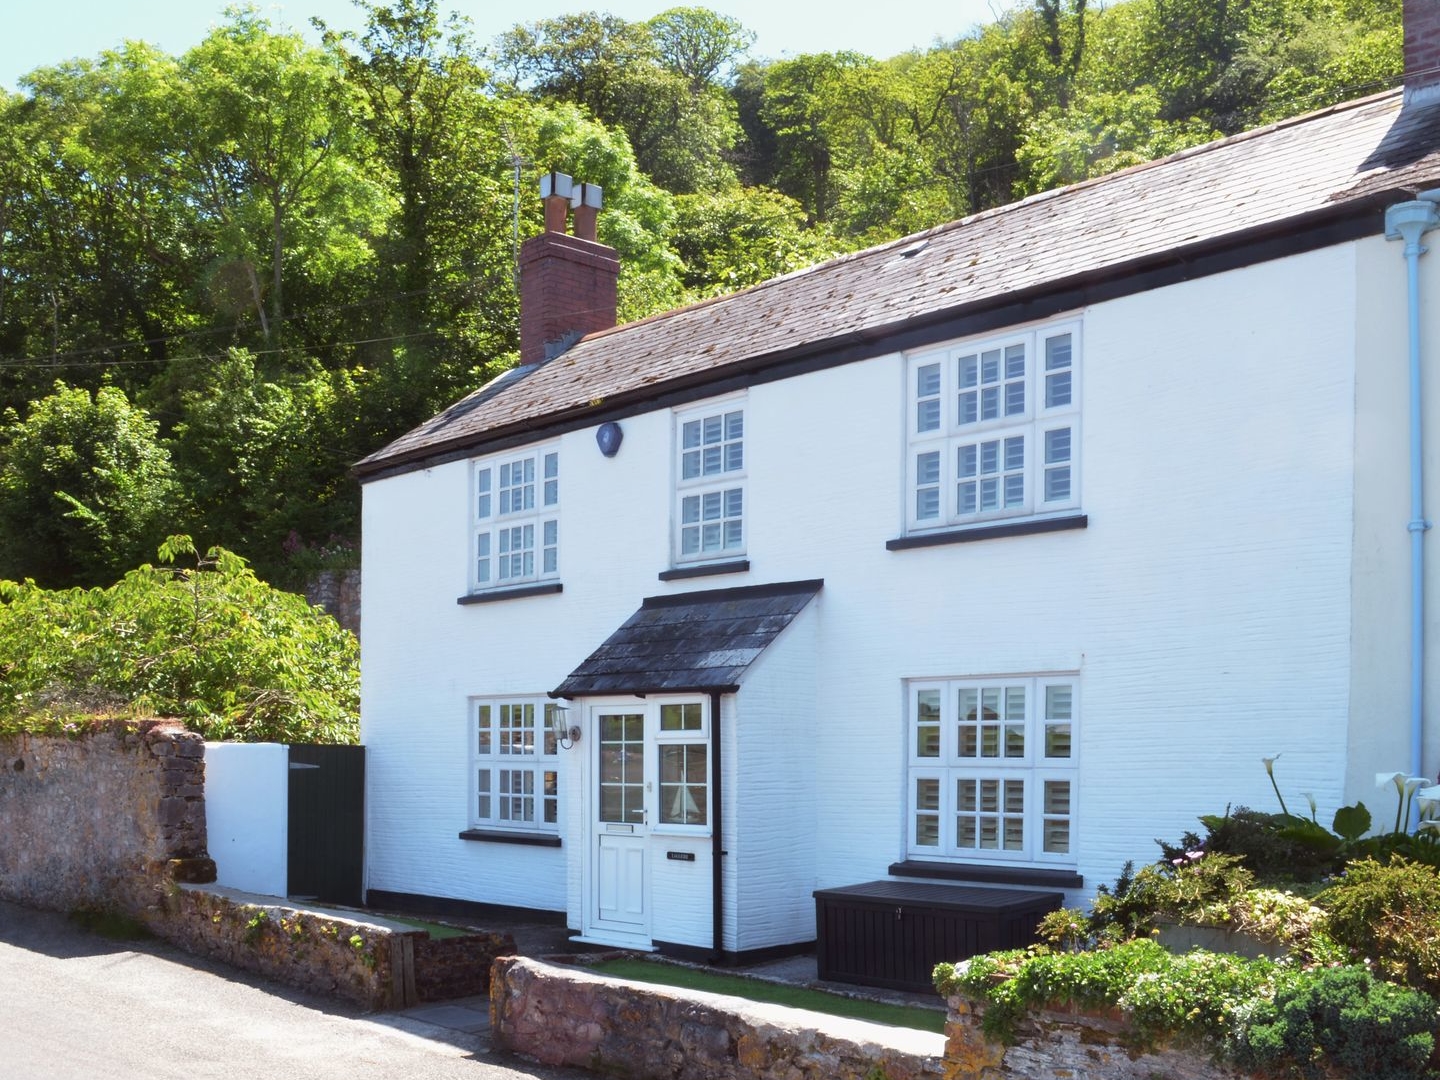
[937,940,1437,1079]
[0,537,358,743]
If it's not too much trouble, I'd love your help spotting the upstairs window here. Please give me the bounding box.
[473,446,559,590]
[674,400,745,563]
[907,321,1080,532]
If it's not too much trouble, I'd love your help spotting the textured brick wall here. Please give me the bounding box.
[0,721,213,916]
[1408,0,1440,99]
[518,231,619,364]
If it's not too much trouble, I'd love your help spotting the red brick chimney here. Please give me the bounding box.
[519,171,620,365]
[1406,0,1440,106]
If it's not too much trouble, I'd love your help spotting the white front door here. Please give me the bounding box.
[592,709,648,938]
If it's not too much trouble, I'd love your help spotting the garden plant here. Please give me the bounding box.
[936,758,1440,1079]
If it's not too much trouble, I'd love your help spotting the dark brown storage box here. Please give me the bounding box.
[813,879,1062,992]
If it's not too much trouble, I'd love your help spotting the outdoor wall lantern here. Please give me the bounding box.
[596,421,623,457]
[549,703,581,749]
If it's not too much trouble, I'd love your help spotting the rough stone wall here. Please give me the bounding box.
[304,569,361,638]
[491,956,945,1080]
[944,995,1244,1080]
[0,722,213,916]
[414,932,515,1002]
[153,888,403,1010]
[0,725,510,1011]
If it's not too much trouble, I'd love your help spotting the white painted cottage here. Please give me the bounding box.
[356,4,1440,966]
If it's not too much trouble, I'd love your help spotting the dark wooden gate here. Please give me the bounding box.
[287,744,365,906]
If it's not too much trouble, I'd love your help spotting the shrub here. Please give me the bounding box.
[1160,806,1337,884]
[0,536,358,743]
[1321,858,1440,995]
[1232,965,1437,1080]
[940,945,1433,1077]
[937,939,1278,1048]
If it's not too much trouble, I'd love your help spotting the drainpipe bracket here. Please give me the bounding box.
[1410,519,1433,533]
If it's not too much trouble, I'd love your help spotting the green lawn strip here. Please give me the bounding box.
[587,957,944,1034]
[384,916,474,939]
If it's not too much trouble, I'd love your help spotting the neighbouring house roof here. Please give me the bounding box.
[357,90,1440,480]
[551,579,823,697]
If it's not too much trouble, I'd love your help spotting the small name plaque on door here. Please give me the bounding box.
[666,851,696,862]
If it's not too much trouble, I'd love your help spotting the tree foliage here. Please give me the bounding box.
[0,536,359,743]
[0,0,1406,589]
[0,382,177,587]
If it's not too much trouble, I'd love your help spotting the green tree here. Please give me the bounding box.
[0,535,358,742]
[647,7,754,90]
[167,8,382,351]
[497,9,744,192]
[756,52,872,224]
[671,187,833,296]
[0,382,178,588]
[319,0,522,418]
[1016,85,1218,194]
[167,349,357,583]
[0,46,205,399]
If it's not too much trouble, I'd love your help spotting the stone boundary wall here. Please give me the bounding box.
[149,888,515,1011]
[944,994,1244,1080]
[0,722,213,916]
[0,726,511,1010]
[415,933,515,1001]
[156,888,408,1010]
[305,569,361,638]
[491,956,946,1080]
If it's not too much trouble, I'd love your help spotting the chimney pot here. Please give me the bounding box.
[541,170,574,233]
[571,182,604,242]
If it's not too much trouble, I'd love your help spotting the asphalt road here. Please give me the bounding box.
[0,899,585,1080]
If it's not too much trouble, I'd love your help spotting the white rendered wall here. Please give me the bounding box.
[726,600,819,953]
[363,239,1364,931]
[204,742,288,896]
[1349,230,1440,815]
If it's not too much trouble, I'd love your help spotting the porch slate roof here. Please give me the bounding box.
[552,579,823,697]
[357,89,1440,478]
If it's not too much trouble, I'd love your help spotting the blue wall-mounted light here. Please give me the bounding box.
[596,422,623,457]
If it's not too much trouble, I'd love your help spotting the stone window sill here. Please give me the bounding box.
[457,583,563,605]
[459,829,562,848]
[887,514,1087,551]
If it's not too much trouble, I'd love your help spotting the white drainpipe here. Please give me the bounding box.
[1385,192,1440,782]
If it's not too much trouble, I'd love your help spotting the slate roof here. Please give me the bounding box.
[552,580,823,697]
[358,89,1440,478]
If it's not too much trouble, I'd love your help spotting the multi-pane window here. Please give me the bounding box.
[473,447,559,590]
[908,321,1080,531]
[675,402,744,562]
[657,702,708,829]
[473,698,561,832]
[907,676,1077,864]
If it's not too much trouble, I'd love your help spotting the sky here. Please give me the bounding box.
[1,0,1017,92]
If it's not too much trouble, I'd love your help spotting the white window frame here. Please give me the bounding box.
[905,675,1078,865]
[471,444,560,591]
[470,697,562,833]
[906,320,1080,533]
[673,398,745,564]
[653,699,711,835]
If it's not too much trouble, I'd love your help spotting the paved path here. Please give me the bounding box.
[0,899,585,1080]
